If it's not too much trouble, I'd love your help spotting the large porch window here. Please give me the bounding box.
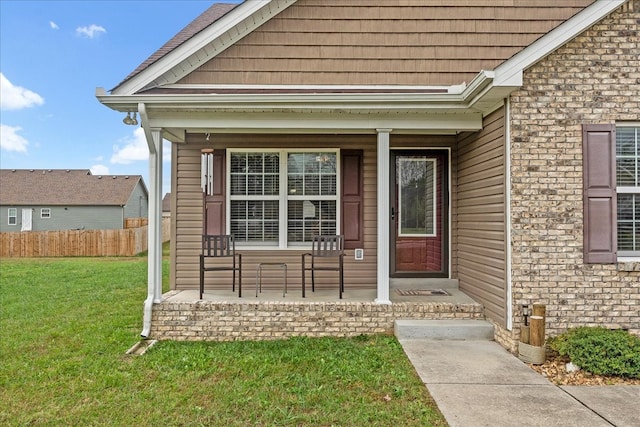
[229,150,339,248]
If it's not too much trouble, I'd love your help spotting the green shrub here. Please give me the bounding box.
[549,327,640,378]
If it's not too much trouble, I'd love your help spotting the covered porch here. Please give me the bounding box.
[97,73,513,339]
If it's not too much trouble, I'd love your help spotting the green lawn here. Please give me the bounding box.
[0,257,447,426]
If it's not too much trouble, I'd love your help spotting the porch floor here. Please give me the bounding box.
[163,280,478,305]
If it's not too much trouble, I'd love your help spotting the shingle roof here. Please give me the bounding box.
[114,2,239,90]
[0,169,147,206]
[162,192,171,212]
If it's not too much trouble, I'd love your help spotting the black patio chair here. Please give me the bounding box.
[200,234,242,299]
[301,235,345,299]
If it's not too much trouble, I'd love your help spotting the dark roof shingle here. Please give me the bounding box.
[0,169,146,206]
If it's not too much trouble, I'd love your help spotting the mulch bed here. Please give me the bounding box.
[526,353,640,386]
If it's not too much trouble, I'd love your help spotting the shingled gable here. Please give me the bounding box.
[98,0,626,119]
[0,169,147,206]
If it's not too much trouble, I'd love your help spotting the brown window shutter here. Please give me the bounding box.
[582,124,617,263]
[341,149,364,249]
[203,149,226,235]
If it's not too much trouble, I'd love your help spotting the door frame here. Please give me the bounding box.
[389,149,450,278]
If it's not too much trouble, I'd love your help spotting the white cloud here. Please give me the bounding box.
[163,140,172,162]
[110,127,172,165]
[0,73,45,110]
[0,124,29,152]
[111,127,148,164]
[49,21,59,30]
[76,24,106,39]
[90,164,110,175]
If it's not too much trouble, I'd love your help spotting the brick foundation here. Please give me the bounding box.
[150,299,484,341]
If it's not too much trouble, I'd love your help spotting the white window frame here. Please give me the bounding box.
[616,123,640,258]
[8,208,17,225]
[41,208,51,219]
[227,148,340,249]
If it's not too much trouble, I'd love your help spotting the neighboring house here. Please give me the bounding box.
[0,169,148,232]
[162,192,171,218]
[97,0,639,348]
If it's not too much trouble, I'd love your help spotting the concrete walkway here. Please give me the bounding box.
[399,339,640,427]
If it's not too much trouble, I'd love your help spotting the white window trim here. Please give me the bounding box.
[227,148,341,250]
[8,208,17,225]
[41,208,51,219]
[616,123,640,257]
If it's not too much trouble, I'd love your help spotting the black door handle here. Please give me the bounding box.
[391,207,395,220]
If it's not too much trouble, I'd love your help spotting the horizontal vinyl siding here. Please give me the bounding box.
[0,206,123,231]
[173,135,378,292]
[457,107,507,327]
[123,182,148,219]
[181,0,592,86]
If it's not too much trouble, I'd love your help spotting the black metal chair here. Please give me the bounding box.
[200,234,242,299]
[301,235,345,299]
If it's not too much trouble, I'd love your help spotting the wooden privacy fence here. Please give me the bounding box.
[0,218,170,257]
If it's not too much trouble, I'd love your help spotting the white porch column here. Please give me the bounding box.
[376,129,392,304]
[148,128,163,303]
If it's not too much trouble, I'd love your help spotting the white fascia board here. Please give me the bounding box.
[112,0,297,95]
[97,92,470,112]
[494,0,626,87]
[145,110,483,134]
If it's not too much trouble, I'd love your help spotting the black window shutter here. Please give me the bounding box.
[341,149,364,249]
[582,124,617,263]
[203,149,226,235]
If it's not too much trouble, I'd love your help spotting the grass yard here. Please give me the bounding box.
[0,256,447,426]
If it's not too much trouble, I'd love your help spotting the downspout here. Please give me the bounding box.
[505,98,513,330]
[139,102,163,338]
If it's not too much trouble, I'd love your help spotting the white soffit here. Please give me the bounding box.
[113,0,298,95]
[494,0,626,86]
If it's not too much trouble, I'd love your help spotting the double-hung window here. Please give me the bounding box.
[8,208,17,225]
[616,125,640,256]
[41,208,51,219]
[229,150,338,248]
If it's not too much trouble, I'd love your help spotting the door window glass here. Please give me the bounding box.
[398,157,436,237]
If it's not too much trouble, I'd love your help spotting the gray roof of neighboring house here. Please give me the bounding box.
[0,169,147,206]
[162,192,171,212]
[115,2,239,89]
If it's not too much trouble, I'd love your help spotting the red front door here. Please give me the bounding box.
[390,150,448,276]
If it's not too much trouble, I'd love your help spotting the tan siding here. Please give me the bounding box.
[180,0,593,86]
[457,106,507,326]
[173,135,379,293]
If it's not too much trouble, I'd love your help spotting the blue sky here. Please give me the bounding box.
[1,0,240,196]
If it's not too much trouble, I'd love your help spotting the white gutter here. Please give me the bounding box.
[139,103,155,155]
[505,98,513,331]
[139,102,163,338]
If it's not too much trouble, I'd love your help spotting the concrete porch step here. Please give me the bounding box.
[394,319,494,340]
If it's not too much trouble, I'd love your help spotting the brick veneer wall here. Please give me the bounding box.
[150,296,484,341]
[503,2,640,347]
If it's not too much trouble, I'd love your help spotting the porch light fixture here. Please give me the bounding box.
[122,112,138,126]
